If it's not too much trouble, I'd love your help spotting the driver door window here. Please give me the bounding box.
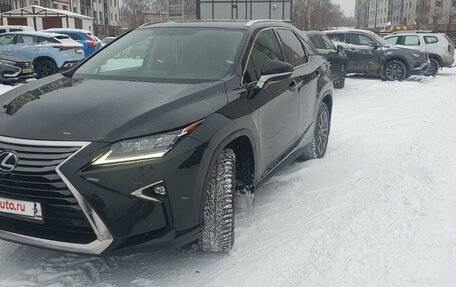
[349,34,376,46]
[0,34,15,45]
[244,29,284,83]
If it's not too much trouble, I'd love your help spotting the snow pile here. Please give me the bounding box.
[1,69,456,286]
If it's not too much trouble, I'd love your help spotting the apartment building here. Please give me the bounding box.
[356,0,456,31]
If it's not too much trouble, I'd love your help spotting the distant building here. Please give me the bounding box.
[356,0,456,32]
[0,0,120,37]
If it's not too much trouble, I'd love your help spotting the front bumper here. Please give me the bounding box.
[410,60,430,75]
[0,135,210,255]
[1,62,34,82]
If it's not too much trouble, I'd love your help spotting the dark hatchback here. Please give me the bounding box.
[303,31,348,88]
[0,21,333,255]
[0,52,34,84]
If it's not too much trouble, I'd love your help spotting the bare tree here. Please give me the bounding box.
[293,0,349,30]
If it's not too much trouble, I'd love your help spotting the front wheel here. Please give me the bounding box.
[383,60,407,81]
[423,58,440,76]
[199,149,236,252]
[35,59,57,79]
[298,102,331,161]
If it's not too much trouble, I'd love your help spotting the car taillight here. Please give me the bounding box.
[85,33,96,48]
[449,45,454,53]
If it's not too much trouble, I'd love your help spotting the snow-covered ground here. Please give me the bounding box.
[1,69,456,287]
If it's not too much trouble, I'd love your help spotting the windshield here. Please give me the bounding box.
[74,27,246,82]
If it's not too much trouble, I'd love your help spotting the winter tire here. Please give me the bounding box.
[423,58,440,76]
[383,60,407,81]
[298,102,330,161]
[35,59,57,79]
[199,149,236,252]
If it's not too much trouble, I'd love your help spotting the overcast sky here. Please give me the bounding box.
[332,0,356,17]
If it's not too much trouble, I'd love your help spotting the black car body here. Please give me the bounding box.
[303,31,348,88]
[0,52,34,83]
[324,29,430,81]
[0,21,333,255]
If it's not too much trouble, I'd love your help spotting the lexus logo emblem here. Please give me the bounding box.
[0,151,18,173]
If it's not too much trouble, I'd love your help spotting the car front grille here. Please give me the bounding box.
[15,62,32,69]
[0,139,96,244]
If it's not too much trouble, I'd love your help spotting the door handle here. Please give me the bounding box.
[289,80,298,91]
[312,70,321,79]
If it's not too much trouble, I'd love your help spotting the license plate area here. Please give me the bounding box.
[0,197,43,222]
[22,67,33,74]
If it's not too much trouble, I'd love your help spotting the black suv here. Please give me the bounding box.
[0,21,333,255]
[324,29,430,81]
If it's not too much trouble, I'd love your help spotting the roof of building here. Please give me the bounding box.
[0,5,93,20]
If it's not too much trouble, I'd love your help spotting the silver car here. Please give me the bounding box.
[384,31,455,76]
[0,32,84,79]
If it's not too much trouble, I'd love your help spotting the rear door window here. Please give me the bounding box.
[276,29,307,67]
[16,35,37,44]
[424,36,438,44]
[403,35,420,46]
[244,29,285,83]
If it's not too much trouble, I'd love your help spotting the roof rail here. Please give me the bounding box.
[140,21,172,28]
[245,19,287,27]
[391,30,433,34]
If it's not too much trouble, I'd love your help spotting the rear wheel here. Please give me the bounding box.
[423,58,440,76]
[199,149,236,252]
[383,60,407,81]
[35,59,57,79]
[298,102,331,160]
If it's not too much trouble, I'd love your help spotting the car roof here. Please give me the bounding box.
[303,30,327,37]
[138,20,294,31]
[44,28,92,34]
[2,31,66,38]
[324,29,369,34]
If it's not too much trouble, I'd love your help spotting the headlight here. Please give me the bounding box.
[92,121,202,165]
[410,52,422,58]
[0,59,16,66]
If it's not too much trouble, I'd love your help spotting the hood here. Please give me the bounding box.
[0,74,227,142]
[0,52,31,63]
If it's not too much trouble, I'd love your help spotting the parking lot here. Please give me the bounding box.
[0,66,455,286]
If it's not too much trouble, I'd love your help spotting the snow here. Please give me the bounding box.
[1,69,456,286]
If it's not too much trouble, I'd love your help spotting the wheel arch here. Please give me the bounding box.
[428,53,443,66]
[383,56,410,70]
[33,56,58,68]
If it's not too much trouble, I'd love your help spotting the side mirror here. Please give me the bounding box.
[336,45,344,53]
[257,60,293,89]
[368,42,381,49]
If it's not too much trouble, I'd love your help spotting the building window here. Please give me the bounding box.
[53,3,57,8]
[62,5,68,10]
[73,7,77,13]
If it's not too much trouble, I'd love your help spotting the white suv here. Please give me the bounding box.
[384,31,455,76]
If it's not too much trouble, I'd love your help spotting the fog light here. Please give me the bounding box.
[154,184,167,196]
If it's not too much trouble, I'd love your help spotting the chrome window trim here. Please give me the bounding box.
[0,136,113,255]
[241,27,310,86]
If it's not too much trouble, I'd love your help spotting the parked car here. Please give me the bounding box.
[0,31,84,78]
[0,20,333,255]
[384,31,455,76]
[324,29,430,81]
[0,52,34,84]
[43,28,101,57]
[101,36,117,47]
[0,26,35,34]
[303,30,348,88]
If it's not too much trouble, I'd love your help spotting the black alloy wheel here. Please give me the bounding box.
[383,60,407,81]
